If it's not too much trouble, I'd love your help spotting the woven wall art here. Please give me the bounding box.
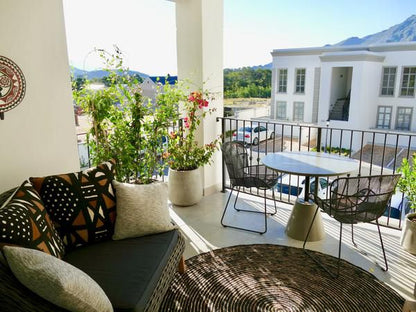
[0,56,26,120]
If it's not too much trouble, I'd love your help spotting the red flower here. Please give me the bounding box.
[184,117,190,128]
[188,91,203,103]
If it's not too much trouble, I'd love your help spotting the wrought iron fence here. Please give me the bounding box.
[218,117,416,230]
[77,116,415,230]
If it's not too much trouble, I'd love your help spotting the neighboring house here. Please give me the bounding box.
[270,42,416,133]
[140,75,178,105]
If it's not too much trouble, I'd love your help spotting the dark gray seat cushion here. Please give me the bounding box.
[64,229,180,312]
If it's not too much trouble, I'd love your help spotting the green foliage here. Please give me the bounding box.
[224,130,235,138]
[163,91,220,171]
[72,77,87,91]
[312,146,351,156]
[223,67,271,98]
[101,72,143,87]
[397,154,416,211]
[72,47,178,184]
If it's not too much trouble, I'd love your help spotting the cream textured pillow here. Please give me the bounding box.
[3,246,113,312]
[112,181,175,240]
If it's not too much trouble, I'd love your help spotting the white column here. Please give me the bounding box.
[174,0,224,195]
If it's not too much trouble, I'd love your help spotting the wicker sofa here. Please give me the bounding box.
[0,164,185,312]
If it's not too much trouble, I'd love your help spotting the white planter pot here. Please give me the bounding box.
[168,168,203,206]
[400,212,416,254]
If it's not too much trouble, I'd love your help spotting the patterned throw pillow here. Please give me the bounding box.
[30,160,117,250]
[0,181,65,258]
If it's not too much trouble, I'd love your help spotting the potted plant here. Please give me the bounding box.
[163,90,220,206]
[73,48,179,184]
[397,153,416,254]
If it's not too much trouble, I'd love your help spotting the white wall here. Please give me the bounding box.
[375,50,416,132]
[319,59,383,131]
[272,54,321,123]
[0,0,79,192]
[140,77,157,104]
[235,107,269,120]
[351,62,381,129]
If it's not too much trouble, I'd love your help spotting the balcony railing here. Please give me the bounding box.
[77,117,414,230]
[218,117,416,230]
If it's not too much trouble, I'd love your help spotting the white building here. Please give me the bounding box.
[271,42,416,134]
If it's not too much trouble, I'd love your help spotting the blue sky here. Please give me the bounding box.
[63,0,414,75]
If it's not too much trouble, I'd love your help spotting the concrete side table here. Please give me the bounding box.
[286,199,325,241]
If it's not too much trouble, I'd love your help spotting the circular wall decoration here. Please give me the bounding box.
[0,56,26,120]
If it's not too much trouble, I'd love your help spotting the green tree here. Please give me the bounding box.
[223,67,271,99]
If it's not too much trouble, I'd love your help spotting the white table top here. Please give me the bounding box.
[261,151,359,177]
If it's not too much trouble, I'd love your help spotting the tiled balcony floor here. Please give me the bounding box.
[170,190,416,302]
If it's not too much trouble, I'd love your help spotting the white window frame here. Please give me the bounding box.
[395,107,413,131]
[400,66,416,97]
[293,102,304,122]
[380,67,396,96]
[376,106,392,129]
[294,68,306,94]
[277,68,287,93]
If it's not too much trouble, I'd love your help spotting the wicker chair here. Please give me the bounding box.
[221,141,279,234]
[303,174,401,277]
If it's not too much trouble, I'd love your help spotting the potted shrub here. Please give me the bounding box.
[73,48,180,184]
[397,153,416,254]
[163,91,220,206]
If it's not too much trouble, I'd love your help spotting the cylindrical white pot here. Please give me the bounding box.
[168,168,203,206]
[400,212,416,254]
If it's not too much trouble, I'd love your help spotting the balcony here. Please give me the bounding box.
[76,116,416,302]
[4,1,416,310]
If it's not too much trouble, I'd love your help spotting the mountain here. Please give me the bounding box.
[250,63,272,70]
[237,16,416,74]
[71,67,149,80]
[333,15,416,46]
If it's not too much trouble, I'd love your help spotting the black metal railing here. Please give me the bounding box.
[77,117,414,230]
[218,117,416,230]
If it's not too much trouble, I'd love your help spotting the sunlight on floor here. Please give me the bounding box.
[169,190,416,302]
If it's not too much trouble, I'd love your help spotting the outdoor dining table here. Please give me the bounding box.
[261,151,359,241]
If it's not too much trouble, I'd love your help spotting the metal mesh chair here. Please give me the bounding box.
[303,174,401,277]
[221,141,279,234]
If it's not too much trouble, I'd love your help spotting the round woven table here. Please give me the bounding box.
[160,244,404,312]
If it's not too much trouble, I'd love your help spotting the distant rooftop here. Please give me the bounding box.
[149,76,178,85]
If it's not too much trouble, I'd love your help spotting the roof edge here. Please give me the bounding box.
[271,42,416,56]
